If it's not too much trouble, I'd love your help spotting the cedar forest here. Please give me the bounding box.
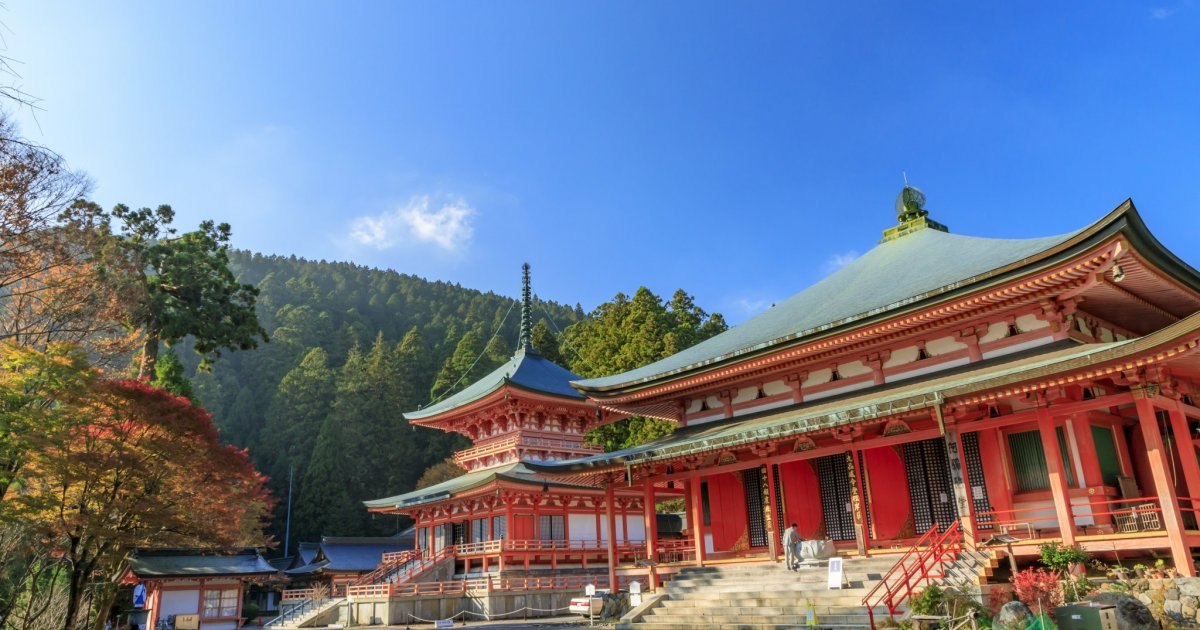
[0,101,727,629]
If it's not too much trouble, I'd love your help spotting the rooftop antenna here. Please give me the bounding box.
[518,263,533,351]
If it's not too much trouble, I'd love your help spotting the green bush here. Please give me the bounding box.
[1037,541,1089,572]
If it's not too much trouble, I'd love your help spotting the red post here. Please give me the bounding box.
[605,482,618,591]
[643,477,659,589]
[1169,402,1200,520]
[688,477,707,566]
[766,462,781,562]
[1036,407,1076,546]
[1069,412,1109,529]
[1136,394,1195,576]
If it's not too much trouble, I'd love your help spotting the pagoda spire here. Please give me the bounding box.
[880,182,949,243]
[518,262,534,351]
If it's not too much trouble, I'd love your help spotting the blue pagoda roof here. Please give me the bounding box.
[405,348,585,421]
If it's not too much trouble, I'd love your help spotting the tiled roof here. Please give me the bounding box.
[128,548,276,578]
[574,225,1081,391]
[363,462,596,510]
[405,348,585,421]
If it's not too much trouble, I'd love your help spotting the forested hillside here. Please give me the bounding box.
[181,252,585,553]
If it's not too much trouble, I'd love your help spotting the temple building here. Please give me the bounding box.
[275,190,1200,628]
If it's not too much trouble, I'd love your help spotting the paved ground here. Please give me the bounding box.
[392,615,593,628]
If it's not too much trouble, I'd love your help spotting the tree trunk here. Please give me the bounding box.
[63,565,87,630]
[89,582,118,630]
[137,333,159,380]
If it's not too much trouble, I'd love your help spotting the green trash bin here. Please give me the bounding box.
[1053,603,1117,630]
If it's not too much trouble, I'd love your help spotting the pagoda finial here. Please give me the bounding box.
[518,263,533,351]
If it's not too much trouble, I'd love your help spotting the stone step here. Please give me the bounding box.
[630,622,878,629]
[665,583,874,594]
[648,612,874,624]
[656,596,870,608]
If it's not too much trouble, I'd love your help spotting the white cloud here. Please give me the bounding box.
[734,297,773,316]
[1150,7,1175,18]
[350,196,476,252]
[821,250,860,275]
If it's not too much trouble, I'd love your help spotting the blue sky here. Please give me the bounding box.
[6,2,1199,323]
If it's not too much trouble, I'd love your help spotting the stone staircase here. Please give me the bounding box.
[265,597,344,629]
[622,556,899,629]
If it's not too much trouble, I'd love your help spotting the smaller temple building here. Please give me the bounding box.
[283,535,413,595]
[123,548,276,630]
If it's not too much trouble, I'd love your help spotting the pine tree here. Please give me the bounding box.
[564,287,727,450]
[257,347,336,541]
[151,348,198,403]
[429,329,485,400]
[292,415,361,549]
[530,319,563,363]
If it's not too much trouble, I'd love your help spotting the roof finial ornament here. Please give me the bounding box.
[881,178,949,243]
[518,262,534,352]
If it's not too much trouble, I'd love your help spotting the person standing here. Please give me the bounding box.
[782,523,800,571]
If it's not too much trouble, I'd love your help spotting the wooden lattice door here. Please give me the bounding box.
[816,453,856,541]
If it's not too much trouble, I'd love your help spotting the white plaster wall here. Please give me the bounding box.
[625,517,646,542]
[686,399,703,413]
[884,357,970,384]
[926,335,967,356]
[160,590,200,617]
[884,346,920,369]
[733,398,795,418]
[1016,314,1050,331]
[732,387,757,404]
[762,380,790,396]
[201,623,237,630]
[688,412,727,426]
[838,360,871,378]
[979,321,1009,344]
[981,335,1055,360]
[705,395,721,410]
[804,380,872,402]
[569,514,597,541]
[1099,327,1115,343]
[803,369,832,388]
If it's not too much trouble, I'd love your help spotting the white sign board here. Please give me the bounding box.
[630,593,642,607]
[629,580,641,594]
[434,620,454,628]
[827,557,843,589]
[585,583,596,596]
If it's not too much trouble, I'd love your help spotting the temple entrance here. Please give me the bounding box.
[742,467,769,548]
[903,438,958,532]
[816,453,856,541]
[961,432,993,531]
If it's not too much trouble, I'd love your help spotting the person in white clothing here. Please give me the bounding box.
[782,523,800,571]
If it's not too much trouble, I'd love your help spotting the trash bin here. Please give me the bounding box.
[1053,603,1117,630]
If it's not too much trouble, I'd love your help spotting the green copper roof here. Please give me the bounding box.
[573,224,1082,392]
[405,348,586,421]
[362,462,593,510]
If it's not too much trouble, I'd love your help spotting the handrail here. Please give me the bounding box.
[352,549,422,586]
[864,522,968,629]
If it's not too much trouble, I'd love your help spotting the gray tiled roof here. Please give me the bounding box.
[363,462,595,510]
[573,225,1081,391]
[406,348,585,421]
[128,549,276,578]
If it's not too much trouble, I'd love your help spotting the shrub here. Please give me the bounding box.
[987,585,1014,616]
[1011,567,1064,611]
[909,585,946,616]
[1037,541,1089,572]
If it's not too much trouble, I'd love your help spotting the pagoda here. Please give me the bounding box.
[361,265,657,595]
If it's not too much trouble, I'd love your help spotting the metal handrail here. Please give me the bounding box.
[864,522,967,629]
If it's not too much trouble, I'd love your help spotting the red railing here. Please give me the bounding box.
[973,496,1169,538]
[352,549,422,586]
[864,522,969,629]
[377,573,632,598]
[655,538,695,564]
[452,538,646,555]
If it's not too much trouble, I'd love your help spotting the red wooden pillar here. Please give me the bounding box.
[605,482,618,590]
[851,448,871,556]
[688,477,707,566]
[766,462,781,562]
[1168,402,1200,520]
[1036,407,1076,546]
[1069,413,1109,528]
[1137,395,1195,576]
[643,478,659,589]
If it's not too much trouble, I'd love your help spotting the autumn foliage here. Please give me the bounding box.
[1,343,271,630]
[1010,567,1064,611]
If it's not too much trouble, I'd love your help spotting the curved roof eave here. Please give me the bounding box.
[572,200,1199,397]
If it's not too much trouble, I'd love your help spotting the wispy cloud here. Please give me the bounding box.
[821,250,860,275]
[733,297,773,316]
[350,196,476,252]
[1150,7,1175,18]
